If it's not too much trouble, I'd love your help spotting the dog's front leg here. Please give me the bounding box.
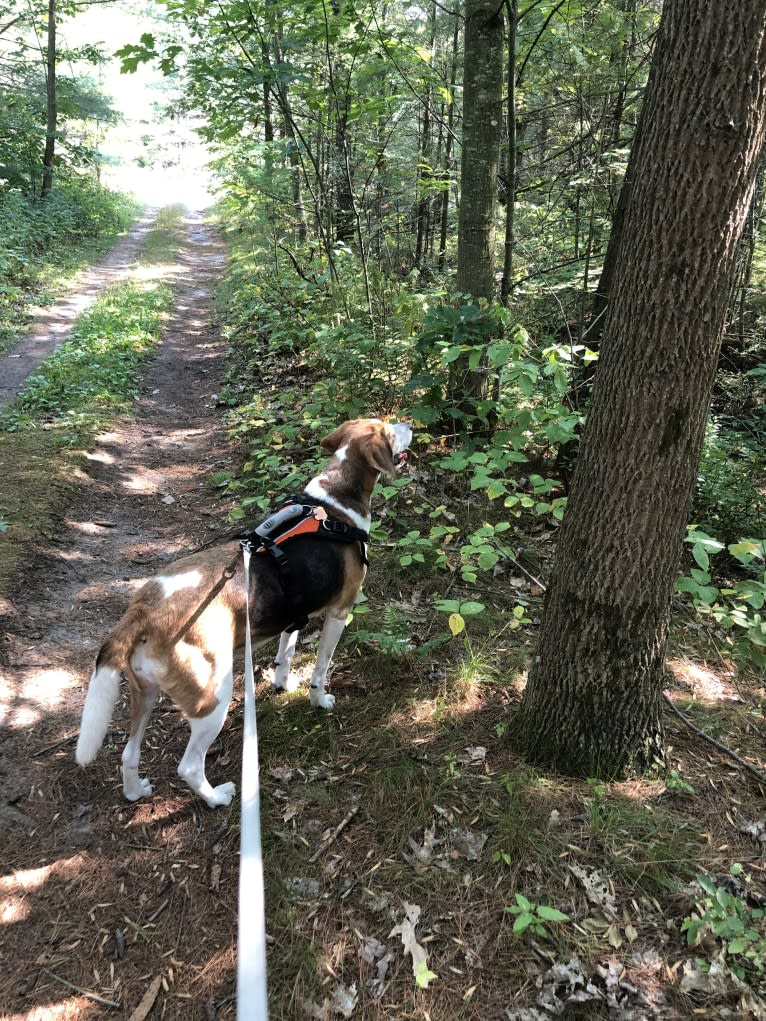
[309,611,348,709]
[272,630,300,692]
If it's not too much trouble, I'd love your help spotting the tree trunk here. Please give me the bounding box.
[438,17,459,272]
[415,0,436,267]
[448,0,503,417]
[41,0,56,198]
[510,0,766,779]
[500,0,517,303]
[455,0,503,300]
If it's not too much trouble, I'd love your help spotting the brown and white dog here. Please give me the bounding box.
[75,418,412,808]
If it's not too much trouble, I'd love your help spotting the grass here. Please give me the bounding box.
[248,655,765,1017]
[0,186,140,353]
[0,204,188,597]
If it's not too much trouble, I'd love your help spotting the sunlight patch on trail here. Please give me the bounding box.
[0,668,79,729]
[667,658,741,702]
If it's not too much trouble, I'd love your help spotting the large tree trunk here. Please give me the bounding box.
[510,0,766,779]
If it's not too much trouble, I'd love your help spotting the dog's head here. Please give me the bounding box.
[321,418,413,476]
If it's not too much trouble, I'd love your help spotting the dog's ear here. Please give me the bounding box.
[320,422,352,454]
[364,430,396,475]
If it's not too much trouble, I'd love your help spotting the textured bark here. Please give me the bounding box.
[511,0,766,778]
[500,0,517,303]
[448,0,503,415]
[455,0,504,299]
[40,0,56,198]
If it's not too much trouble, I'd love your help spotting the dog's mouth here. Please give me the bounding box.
[393,450,409,468]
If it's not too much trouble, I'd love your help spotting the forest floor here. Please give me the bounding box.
[0,208,765,1021]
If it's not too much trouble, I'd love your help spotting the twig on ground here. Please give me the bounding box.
[662,692,766,786]
[127,974,163,1021]
[42,969,121,1009]
[32,732,77,757]
[309,803,360,864]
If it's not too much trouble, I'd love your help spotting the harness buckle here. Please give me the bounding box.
[321,518,348,535]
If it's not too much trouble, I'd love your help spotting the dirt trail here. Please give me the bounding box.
[0,209,162,410]
[0,209,242,1019]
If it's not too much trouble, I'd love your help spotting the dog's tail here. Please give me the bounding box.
[75,606,147,766]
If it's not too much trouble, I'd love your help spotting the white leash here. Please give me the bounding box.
[236,543,269,1020]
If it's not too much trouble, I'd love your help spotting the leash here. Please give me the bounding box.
[236,541,269,1020]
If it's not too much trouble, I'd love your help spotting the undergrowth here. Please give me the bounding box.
[212,206,766,1015]
[0,179,139,352]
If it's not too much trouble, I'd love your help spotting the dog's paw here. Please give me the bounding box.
[205,782,236,808]
[124,777,153,801]
[310,688,335,710]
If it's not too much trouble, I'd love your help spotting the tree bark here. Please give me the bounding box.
[500,0,517,303]
[41,0,56,198]
[510,0,766,778]
[455,0,504,300]
[448,0,504,418]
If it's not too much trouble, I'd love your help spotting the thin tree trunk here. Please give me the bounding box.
[500,0,517,302]
[415,1,436,266]
[41,0,56,198]
[455,0,504,301]
[449,0,504,417]
[438,17,459,272]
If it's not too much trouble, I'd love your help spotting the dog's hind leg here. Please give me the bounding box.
[309,610,348,710]
[177,657,235,808]
[272,630,300,692]
[121,674,160,801]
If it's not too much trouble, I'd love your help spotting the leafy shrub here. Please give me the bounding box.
[692,420,765,543]
[682,867,766,984]
[676,528,766,667]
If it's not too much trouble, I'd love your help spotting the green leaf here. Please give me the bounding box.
[415,960,437,989]
[459,601,485,616]
[536,905,569,922]
[692,545,709,571]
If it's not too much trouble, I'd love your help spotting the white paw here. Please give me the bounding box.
[124,777,153,801]
[205,782,236,808]
[310,689,335,710]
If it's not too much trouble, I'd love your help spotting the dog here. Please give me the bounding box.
[75,417,412,808]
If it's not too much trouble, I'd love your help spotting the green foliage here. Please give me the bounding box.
[0,181,137,349]
[677,528,766,668]
[0,5,118,195]
[1,277,173,437]
[692,420,765,543]
[665,770,695,795]
[682,867,766,983]
[504,893,569,939]
[350,602,414,657]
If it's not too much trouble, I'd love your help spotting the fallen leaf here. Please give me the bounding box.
[390,902,437,989]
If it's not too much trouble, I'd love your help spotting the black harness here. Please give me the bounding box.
[238,494,369,631]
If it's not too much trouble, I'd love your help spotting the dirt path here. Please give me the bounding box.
[0,209,162,410]
[0,210,242,1019]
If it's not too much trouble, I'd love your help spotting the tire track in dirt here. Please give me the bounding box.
[0,209,243,1019]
